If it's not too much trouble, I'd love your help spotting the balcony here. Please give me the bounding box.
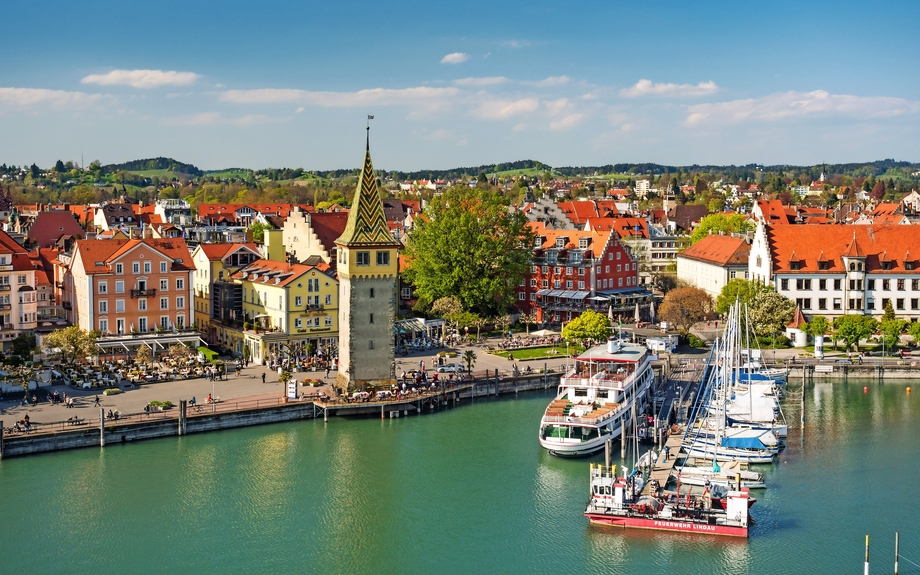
[0,285,10,292]
[306,304,324,311]
[0,304,10,311]
[131,289,157,298]
[62,301,72,310]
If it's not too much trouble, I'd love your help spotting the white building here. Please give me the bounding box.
[676,234,750,298]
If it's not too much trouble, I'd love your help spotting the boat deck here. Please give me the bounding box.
[643,426,684,495]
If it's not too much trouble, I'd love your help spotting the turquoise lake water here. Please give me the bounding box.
[2,380,918,574]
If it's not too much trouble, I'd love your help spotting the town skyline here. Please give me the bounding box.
[2,0,918,170]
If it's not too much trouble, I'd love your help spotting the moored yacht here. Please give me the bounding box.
[538,338,655,457]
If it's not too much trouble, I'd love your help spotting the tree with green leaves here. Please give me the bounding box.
[689,213,755,245]
[833,314,878,351]
[9,333,37,359]
[908,321,920,347]
[747,290,796,339]
[462,349,477,373]
[402,187,534,316]
[882,300,896,322]
[715,278,771,315]
[250,222,267,243]
[562,310,612,347]
[879,318,908,352]
[804,315,830,337]
[136,345,153,366]
[43,325,99,365]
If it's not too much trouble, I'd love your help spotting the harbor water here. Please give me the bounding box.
[2,379,919,574]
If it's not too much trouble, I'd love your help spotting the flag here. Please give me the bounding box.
[367,115,374,120]
[712,460,721,473]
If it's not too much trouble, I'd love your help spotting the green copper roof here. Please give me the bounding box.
[335,139,402,248]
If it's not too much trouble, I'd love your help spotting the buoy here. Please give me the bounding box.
[908,387,912,394]
[863,386,868,393]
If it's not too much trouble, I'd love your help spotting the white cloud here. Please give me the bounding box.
[620,79,718,98]
[0,87,106,109]
[295,106,304,113]
[81,69,200,88]
[453,76,508,87]
[440,52,469,64]
[427,129,454,141]
[685,90,920,125]
[512,123,528,132]
[543,98,570,116]
[524,76,570,88]
[550,113,585,131]
[163,112,286,126]
[469,98,539,119]
[501,40,530,49]
[220,86,459,107]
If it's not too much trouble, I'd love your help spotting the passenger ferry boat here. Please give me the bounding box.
[538,338,655,457]
[585,464,750,537]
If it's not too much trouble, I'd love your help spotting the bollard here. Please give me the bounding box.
[543,363,547,389]
[0,420,4,459]
[99,407,106,447]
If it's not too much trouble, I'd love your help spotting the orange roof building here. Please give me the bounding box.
[676,234,751,298]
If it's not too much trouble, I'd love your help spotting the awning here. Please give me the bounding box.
[560,290,576,299]
[536,289,552,296]
[571,291,590,300]
[547,290,564,297]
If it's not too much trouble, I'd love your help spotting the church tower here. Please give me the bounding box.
[334,130,402,393]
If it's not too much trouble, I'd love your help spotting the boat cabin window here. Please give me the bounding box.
[597,390,608,399]
[574,388,588,397]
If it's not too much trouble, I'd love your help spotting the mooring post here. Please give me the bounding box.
[324,406,328,423]
[801,368,806,432]
[381,404,384,420]
[99,408,105,447]
[604,439,612,470]
[543,363,547,389]
[0,420,4,459]
[620,418,627,460]
[895,531,899,575]
[178,400,186,436]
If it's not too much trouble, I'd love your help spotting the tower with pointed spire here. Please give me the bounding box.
[334,129,402,393]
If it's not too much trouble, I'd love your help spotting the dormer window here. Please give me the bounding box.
[818,262,829,271]
[579,237,589,249]
[556,237,566,248]
[534,236,544,248]
[882,261,893,271]
[790,262,801,271]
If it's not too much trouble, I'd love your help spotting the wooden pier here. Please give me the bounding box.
[643,426,684,495]
[312,383,478,420]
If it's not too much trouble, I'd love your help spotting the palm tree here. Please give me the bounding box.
[462,349,477,374]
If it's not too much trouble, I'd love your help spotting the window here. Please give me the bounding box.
[116,299,125,313]
[370,288,375,299]
[17,275,25,285]
[376,251,390,266]
[554,267,561,274]
[833,298,842,310]
[530,293,537,301]
[867,298,875,310]
[849,279,863,291]
[819,279,827,290]
[325,294,332,305]
[898,279,906,291]
[618,278,623,287]
[325,316,333,326]
[138,317,147,332]
[849,298,862,310]
[144,262,151,274]
[616,264,622,272]
[115,263,123,275]
[790,262,801,271]
[882,262,893,271]
[99,300,108,313]
[294,318,302,328]
[818,261,829,271]
[834,279,842,290]
[795,298,811,310]
[280,295,283,308]
[369,313,374,324]
[160,297,168,310]
[780,279,789,291]
[578,281,585,289]
[160,316,169,329]
[818,298,827,310]
[868,279,876,290]
[578,268,585,276]
[553,280,561,289]
[530,279,537,288]
[605,266,610,273]
[883,279,891,291]
[356,251,370,266]
[99,319,108,333]
[176,278,185,290]
[519,292,526,301]
[541,280,548,288]
[132,263,140,274]
[796,279,811,290]
[882,298,890,310]
[160,279,168,291]
[912,299,919,310]
[160,262,168,273]
[566,266,573,275]
[177,297,185,309]
[897,298,905,310]
[138,299,147,311]
[295,296,302,306]
[914,280,920,291]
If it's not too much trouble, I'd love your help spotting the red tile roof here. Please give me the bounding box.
[231,259,331,287]
[197,243,260,261]
[74,238,194,274]
[29,211,85,248]
[767,224,920,273]
[310,211,350,253]
[678,234,750,266]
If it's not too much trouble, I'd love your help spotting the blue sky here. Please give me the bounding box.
[1,0,918,171]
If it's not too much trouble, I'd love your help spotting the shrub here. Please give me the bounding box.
[148,400,174,409]
[687,334,708,348]
[197,346,217,362]
[103,388,122,396]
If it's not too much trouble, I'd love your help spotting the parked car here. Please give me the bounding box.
[436,364,464,373]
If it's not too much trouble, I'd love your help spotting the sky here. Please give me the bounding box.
[2,0,919,172]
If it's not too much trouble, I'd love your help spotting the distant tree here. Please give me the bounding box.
[561,310,611,347]
[689,213,754,245]
[9,333,37,358]
[871,181,886,200]
[804,315,830,337]
[707,197,726,213]
[54,159,65,172]
[833,314,878,351]
[250,222,267,243]
[430,296,464,330]
[882,300,896,322]
[908,321,920,347]
[136,346,153,366]
[43,326,98,365]
[747,290,796,339]
[519,312,537,335]
[659,287,713,333]
[715,278,771,315]
[879,318,908,352]
[653,274,679,294]
[30,164,40,179]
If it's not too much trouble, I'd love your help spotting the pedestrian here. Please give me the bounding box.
[261,372,266,384]
[664,446,670,461]
[325,367,330,379]
[94,395,100,407]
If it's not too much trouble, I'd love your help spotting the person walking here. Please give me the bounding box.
[261,372,266,384]
[93,395,101,407]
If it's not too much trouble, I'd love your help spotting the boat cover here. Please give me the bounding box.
[720,436,767,449]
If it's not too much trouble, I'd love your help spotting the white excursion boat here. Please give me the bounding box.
[538,338,655,457]
[676,460,767,490]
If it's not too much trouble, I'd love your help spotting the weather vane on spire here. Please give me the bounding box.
[366,115,374,147]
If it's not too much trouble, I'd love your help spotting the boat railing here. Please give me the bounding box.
[560,372,628,389]
[542,405,623,426]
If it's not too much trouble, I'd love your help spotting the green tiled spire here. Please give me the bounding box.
[335,133,401,247]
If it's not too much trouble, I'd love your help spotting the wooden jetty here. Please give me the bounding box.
[643,425,684,495]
